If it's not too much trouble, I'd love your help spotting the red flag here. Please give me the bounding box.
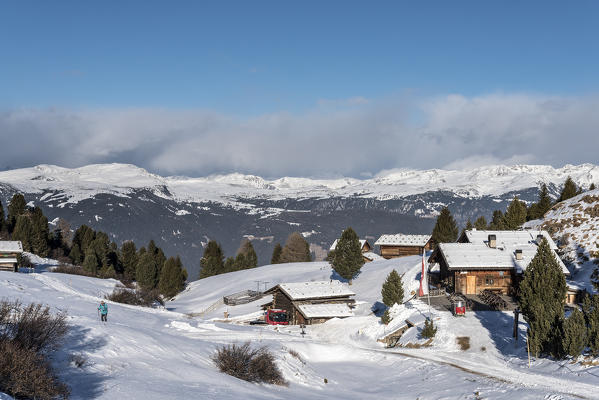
[419,250,426,297]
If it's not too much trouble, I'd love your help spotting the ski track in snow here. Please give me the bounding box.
[2,257,599,399]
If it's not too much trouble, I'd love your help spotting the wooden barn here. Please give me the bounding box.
[263,281,355,325]
[0,241,23,272]
[429,230,569,296]
[374,234,433,259]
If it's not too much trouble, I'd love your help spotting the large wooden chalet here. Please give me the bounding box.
[429,230,569,296]
[0,241,23,272]
[375,234,433,259]
[263,281,355,325]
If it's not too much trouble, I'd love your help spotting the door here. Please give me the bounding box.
[466,275,476,295]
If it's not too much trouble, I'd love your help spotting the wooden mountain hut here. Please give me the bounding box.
[374,234,433,259]
[429,230,569,296]
[0,241,23,272]
[263,281,355,325]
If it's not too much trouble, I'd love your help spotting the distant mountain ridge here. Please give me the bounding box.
[1,163,597,279]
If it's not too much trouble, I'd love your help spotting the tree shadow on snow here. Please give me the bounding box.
[473,311,528,359]
[54,324,110,399]
[329,269,362,284]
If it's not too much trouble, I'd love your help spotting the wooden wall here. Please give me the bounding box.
[454,270,513,295]
[380,245,425,259]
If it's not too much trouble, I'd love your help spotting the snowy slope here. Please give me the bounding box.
[1,163,598,209]
[525,189,599,293]
[2,258,599,399]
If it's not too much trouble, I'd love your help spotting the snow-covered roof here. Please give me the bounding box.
[463,230,558,250]
[375,234,431,247]
[296,303,353,319]
[437,243,569,275]
[0,258,18,264]
[329,239,368,251]
[0,241,23,253]
[276,281,355,300]
[363,252,383,261]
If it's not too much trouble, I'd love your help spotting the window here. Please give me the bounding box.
[485,276,494,286]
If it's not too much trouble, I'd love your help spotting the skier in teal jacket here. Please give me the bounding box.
[98,300,108,322]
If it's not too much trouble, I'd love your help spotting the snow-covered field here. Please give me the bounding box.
[1,257,598,399]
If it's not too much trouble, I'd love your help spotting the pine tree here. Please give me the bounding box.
[224,256,236,273]
[381,270,404,307]
[71,225,95,264]
[82,247,100,275]
[583,295,599,355]
[380,309,391,325]
[503,196,527,230]
[562,308,586,357]
[0,199,5,233]
[136,252,159,291]
[421,318,437,339]
[7,193,26,232]
[590,183,597,191]
[489,210,505,230]
[518,238,567,357]
[460,219,473,237]
[148,240,167,275]
[537,184,552,216]
[558,176,579,203]
[431,207,458,243]
[12,215,34,252]
[279,232,311,263]
[331,227,364,281]
[30,207,50,257]
[236,239,258,270]
[158,256,187,298]
[69,243,82,265]
[199,240,224,278]
[474,216,488,230]
[120,241,138,281]
[99,264,116,279]
[271,243,282,264]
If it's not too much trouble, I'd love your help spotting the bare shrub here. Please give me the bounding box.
[106,288,164,307]
[0,300,70,399]
[52,264,96,278]
[0,300,69,354]
[457,336,471,351]
[288,349,304,363]
[0,341,70,399]
[212,342,286,385]
[70,353,88,369]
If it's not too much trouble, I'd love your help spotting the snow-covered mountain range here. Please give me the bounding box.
[1,163,597,278]
[1,163,598,209]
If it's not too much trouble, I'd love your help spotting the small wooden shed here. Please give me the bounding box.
[263,281,355,325]
[374,234,433,259]
[330,239,371,253]
[0,241,23,272]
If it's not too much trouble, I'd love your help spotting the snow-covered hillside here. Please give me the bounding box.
[2,258,599,399]
[0,163,598,209]
[525,189,599,293]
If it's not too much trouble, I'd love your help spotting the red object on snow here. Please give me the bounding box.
[266,309,289,325]
[453,301,466,316]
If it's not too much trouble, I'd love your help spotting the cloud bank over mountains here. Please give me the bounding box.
[1,93,598,178]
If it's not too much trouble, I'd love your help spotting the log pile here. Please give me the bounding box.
[479,289,507,310]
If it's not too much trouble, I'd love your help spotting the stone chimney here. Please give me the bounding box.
[488,234,497,249]
[515,249,523,260]
[536,234,544,244]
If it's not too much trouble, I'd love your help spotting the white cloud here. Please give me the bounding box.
[0,93,597,177]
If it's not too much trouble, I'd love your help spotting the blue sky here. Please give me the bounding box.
[2,1,598,112]
[1,1,598,176]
